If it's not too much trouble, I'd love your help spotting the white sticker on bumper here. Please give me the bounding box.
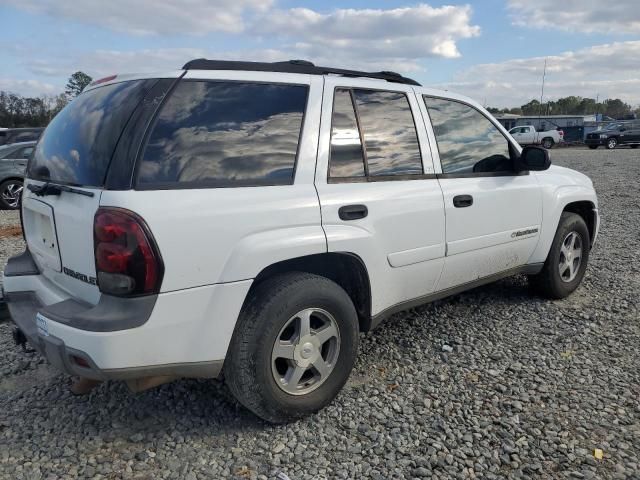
[36,312,50,337]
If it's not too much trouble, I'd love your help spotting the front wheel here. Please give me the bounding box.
[225,272,359,423]
[541,138,554,149]
[528,212,590,299]
[0,179,23,210]
[606,137,617,149]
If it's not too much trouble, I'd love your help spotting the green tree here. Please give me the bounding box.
[602,99,632,119]
[520,99,541,116]
[65,71,93,99]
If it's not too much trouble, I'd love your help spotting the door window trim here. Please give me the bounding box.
[422,94,527,179]
[327,86,428,184]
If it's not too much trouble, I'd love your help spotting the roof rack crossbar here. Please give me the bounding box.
[181,59,421,86]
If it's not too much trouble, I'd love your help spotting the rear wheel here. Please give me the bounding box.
[588,145,598,150]
[225,272,359,423]
[528,212,590,299]
[541,137,554,149]
[0,179,23,210]
[630,145,639,149]
[606,137,617,149]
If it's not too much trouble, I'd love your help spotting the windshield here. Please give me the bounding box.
[604,123,623,131]
[27,80,151,187]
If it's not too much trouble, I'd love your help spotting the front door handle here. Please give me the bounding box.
[453,195,473,208]
[339,204,368,221]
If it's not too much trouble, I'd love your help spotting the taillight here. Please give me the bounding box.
[93,208,163,296]
[558,130,564,137]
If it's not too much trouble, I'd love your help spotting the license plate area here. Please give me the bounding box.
[22,197,62,272]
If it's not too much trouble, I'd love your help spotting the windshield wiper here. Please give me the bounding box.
[27,182,95,198]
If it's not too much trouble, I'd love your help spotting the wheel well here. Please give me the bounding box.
[563,201,595,244]
[252,253,372,332]
[0,177,23,184]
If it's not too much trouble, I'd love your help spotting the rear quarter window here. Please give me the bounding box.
[137,80,309,189]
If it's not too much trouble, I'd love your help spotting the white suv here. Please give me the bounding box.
[3,60,599,423]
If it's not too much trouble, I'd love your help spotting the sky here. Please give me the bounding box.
[1,0,639,108]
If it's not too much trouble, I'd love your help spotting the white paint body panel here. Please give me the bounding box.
[21,182,103,305]
[315,77,445,315]
[4,72,600,375]
[435,175,542,290]
[529,165,599,264]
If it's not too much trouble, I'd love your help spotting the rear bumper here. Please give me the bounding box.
[3,250,252,380]
[5,291,114,380]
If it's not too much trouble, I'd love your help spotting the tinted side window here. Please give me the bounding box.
[425,97,512,174]
[353,90,422,176]
[329,89,365,178]
[138,80,308,188]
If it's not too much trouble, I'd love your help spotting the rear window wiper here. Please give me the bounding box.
[27,182,95,198]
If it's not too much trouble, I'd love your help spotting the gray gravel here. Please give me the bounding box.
[1,147,639,479]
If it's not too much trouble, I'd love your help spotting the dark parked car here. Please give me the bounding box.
[0,128,44,147]
[585,121,640,150]
[0,141,35,209]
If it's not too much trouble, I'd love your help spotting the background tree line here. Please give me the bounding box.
[0,72,92,128]
[488,96,640,119]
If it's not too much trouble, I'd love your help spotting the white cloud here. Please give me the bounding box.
[26,48,293,81]
[507,0,640,34]
[254,5,480,69]
[1,0,272,35]
[0,78,59,97]
[437,41,640,107]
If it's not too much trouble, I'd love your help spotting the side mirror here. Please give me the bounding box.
[517,145,551,171]
[620,127,626,132]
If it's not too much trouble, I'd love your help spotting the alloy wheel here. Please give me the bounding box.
[271,308,341,395]
[1,182,23,209]
[558,231,583,283]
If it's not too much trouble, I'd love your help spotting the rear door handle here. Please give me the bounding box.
[339,204,368,221]
[453,195,473,208]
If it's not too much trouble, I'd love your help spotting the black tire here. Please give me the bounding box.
[528,212,590,299]
[541,137,554,149]
[606,137,617,149]
[588,145,598,150]
[0,179,23,210]
[630,145,639,149]
[225,272,359,423]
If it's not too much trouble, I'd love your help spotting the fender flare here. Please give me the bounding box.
[529,185,597,264]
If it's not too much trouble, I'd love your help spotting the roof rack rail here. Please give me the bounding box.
[181,59,421,86]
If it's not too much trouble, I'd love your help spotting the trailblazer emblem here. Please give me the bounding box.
[511,228,539,238]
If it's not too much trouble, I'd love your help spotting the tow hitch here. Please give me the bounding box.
[0,296,10,322]
[12,327,35,353]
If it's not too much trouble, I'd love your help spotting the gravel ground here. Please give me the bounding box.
[1,147,638,480]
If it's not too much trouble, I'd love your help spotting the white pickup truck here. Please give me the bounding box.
[509,125,564,149]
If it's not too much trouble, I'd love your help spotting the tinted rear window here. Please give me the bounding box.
[28,80,151,186]
[137,80,308,188]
